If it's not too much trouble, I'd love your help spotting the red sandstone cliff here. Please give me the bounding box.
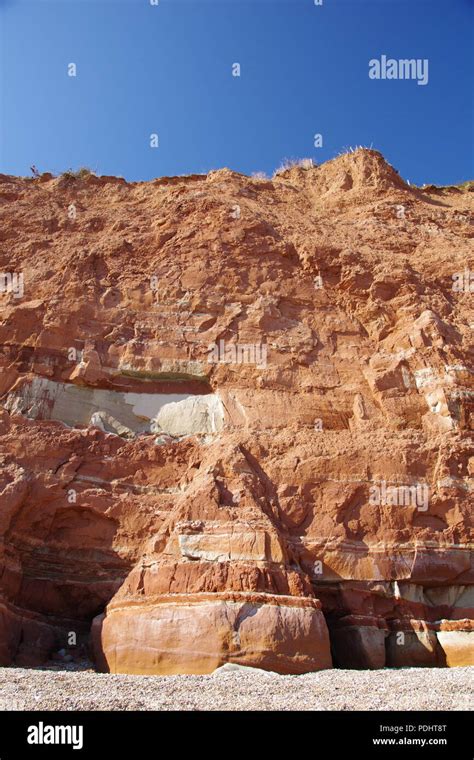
[0,149,472,673]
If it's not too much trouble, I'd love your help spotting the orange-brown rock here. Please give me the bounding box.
[0,150,472,673]
[91,593,331,675]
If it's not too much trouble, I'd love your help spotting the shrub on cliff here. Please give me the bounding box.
[60,167,97,181]
[273,157,315,176]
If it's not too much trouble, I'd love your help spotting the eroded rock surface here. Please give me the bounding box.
[0,150,472,673]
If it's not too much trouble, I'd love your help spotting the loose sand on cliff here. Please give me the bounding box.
[0,665,472,711]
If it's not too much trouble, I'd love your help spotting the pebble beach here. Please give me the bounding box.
[0,664,472,712]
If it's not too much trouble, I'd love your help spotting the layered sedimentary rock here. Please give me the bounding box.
[0,150,472,673]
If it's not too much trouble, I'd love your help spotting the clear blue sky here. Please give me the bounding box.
[0,0,472,185]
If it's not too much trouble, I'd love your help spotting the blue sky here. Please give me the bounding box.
[0,0,472,185]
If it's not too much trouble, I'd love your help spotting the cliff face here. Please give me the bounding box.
[0,149,472,673]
